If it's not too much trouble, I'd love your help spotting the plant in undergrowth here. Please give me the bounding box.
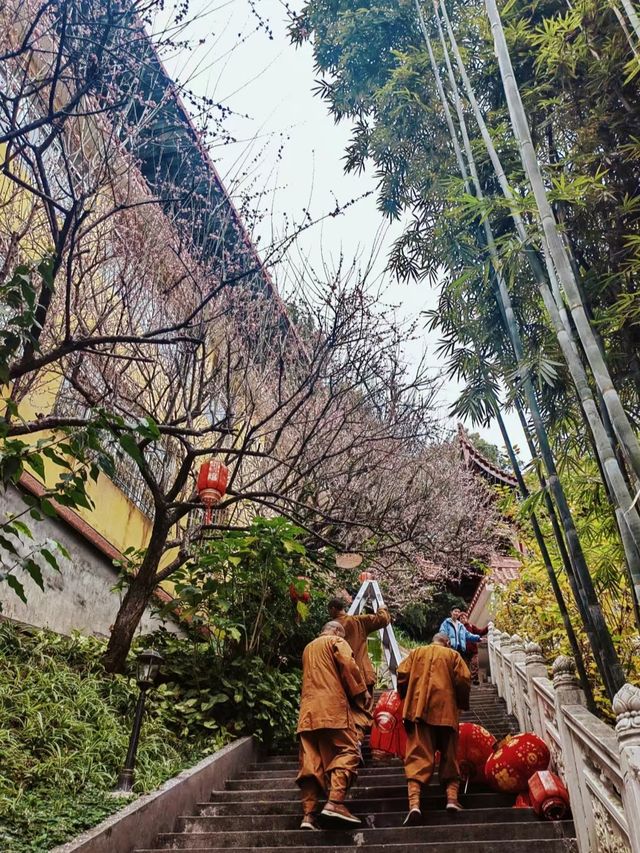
[134,629,302,746]
[0,622,227,853]
[162,516,331,662]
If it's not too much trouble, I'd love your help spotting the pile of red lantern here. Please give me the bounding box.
[483,732,570,820]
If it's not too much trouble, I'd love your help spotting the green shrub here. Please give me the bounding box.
[0,621,304,852]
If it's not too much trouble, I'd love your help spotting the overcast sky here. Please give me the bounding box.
[157,0,526,456]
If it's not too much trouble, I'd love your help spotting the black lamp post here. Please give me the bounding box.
[115,648,163,792]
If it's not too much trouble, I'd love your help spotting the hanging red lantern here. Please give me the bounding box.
[197,460,229,523]
[370,690,407,759]
[289,576,311,604]
[359,571,374,582]
[457,722,496,784]
[484,732,550,793]
[528,770,570,820]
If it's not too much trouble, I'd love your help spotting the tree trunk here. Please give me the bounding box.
[491,400,597,711]
[103,520,169,673]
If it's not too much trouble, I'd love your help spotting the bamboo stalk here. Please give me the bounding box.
[435,0,640,618]
[484,0,640,484]
[420,0,626,697]
[490,396,597,711]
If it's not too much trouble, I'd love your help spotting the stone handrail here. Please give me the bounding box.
[488,626,640,853]
[348,579,404,688]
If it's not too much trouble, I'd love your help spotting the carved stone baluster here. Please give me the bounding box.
[493,629,505,699]
[500,634,514,715]
[552,656,596,853]
[510,635,528,731]
[487,623,496,686]
[613,683,640,853]
[524,642,547,738]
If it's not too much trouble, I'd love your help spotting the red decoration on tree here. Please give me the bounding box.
[456,722,496,783]
[370,690,407,759]
[527,770,570,820]
[484,732,551,793]
[359,571,374,581]
[289,576,311,604]
[197,460,229,523]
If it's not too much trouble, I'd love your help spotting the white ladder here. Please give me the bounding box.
[347,578,404,688]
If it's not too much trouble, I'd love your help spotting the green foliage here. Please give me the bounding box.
[0,623,225,853]
[494,452,640,710]
[164,516,330,662]
[0,258,54,383]
[0,620,305,852]
[0,407,165,608]
[144,632,302,746]
[394,587,466,641]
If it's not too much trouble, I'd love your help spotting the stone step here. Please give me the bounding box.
[150,821,576,849]
[243,766,453,778]
[203,791,515,810]
[176,807,540,832]
[226,774,490,791]
[136,842,577,853]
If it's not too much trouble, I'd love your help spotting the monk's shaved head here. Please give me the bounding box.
[328,597,347,617]
[321,620,345,638]
[433,632,451,647]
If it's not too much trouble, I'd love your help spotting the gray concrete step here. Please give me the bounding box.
[175,807,541,832]
[201,791,519,810]
[137,843,577,853]
[152,821,576,849]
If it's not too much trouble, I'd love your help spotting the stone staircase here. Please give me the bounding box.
[135,684,578,852]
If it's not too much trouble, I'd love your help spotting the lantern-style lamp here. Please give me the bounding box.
[115,648,164,792]
[197,459,229,523]
[527,770,571,820]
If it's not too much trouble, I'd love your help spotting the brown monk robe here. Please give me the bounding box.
[397,632,471,825]
[328,597,391,740]
[296,620,369,830]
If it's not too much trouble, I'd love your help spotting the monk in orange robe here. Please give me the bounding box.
[397,632,471,825]
[296,621,369,829]
[328,597,391,740]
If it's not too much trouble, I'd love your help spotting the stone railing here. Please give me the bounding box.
[488,626,640,853]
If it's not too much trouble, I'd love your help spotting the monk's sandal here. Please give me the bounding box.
[403,807,422,826]
[321,802,361,824]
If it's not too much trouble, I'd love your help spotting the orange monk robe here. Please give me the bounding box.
[337,608,391,688]
[397,644,471,785]
[296,635,368,812]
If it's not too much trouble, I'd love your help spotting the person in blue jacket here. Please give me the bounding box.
[439,607,481,655]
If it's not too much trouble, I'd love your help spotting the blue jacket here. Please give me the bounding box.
[439,618,481,654]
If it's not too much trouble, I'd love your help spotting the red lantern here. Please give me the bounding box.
[484,732,550,793]
[528,770,570,820]
[359,571,374,582]
[289,576,311,604]
[370,690,407,759]
[197,460,229,523]
[457,722,496,783]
